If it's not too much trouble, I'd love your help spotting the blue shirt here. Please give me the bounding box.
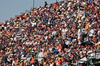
[63,62,68,66]
[90,0,93,4]
[53,49,57,55]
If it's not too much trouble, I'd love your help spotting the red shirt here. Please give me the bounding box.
[59,46,63,51]
[58,61,62,64]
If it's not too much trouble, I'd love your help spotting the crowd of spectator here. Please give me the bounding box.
[0,0,100,66]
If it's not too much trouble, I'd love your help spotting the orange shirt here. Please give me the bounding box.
[59,46,63,51]
[97,45,100,50]
[85,24,89,30]
[31,57,35,64]
[20,62,23,66]
[23,15,27,19]
[53,4,57,9]
[31,11,33,14]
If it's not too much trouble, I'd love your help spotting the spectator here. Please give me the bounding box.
[0,0,99,66]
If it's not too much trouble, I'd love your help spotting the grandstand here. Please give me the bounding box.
[0,0,100,66]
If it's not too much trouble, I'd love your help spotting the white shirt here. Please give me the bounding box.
[38,52,44,58]
[89,29,94,36]
[12,61,15,66]
[38,52,44,62]
[65,41,70,45]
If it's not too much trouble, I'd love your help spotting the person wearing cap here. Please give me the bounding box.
[38,49,44,64]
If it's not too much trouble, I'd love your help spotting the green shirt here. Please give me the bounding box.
[88,57,92,63]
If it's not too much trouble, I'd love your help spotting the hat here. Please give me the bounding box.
[74,49,77,52]
[44,62,46,65]
[58,58,61,60]
[29,48,32,50]
[77,16,79,18]
[98,20,100,22]
[71,55,74,58]
[93,38,96,40]
[21,52,23,54]
[51,59,53,62]
[66,51,68,54]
